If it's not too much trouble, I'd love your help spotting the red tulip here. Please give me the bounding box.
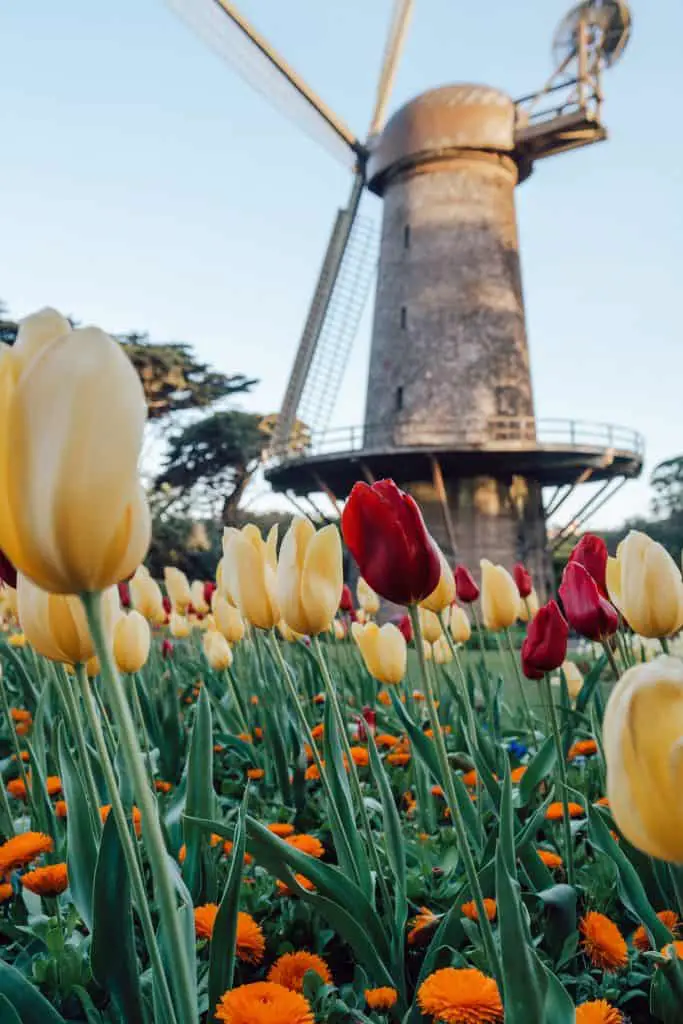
[567,533,608,595]
[357,706,376,741]
[203,581,216,607]
[341,480,440,606]
[162,595,172,616]
[454,565,480,604]
[0,550,17,589]
[513,563,533,599]
[339,584,354,613]
[161,638,174,659]
[559,562,618,641]
[521,600,568,679]
[397,613,413,644]
[118,581,131,608]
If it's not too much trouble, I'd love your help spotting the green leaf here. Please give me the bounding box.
[261,701,293,804]
[322,699,371,894]
[575,654,608,713]
[208,803,247,1021]
[0,993,23,1024]
[366,728,407,960]
[183,686,215,902]
[519,735,557,807]
[0,960,67,1022]
[91,811,145,1024]
[57,723,98,931]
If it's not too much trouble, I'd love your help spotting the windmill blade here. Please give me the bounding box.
[166,0,362,167]
[367,0,415,138]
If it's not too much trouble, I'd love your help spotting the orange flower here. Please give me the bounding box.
[545,801,584,821]
[21,863,68,897]
[194,902,218,939]
[247,768,265,781]
[311,724,324,740]
[178,844,186,864]
[595,796,610,808]
[254,727,263,740]
[412,690,426,702]
[461,898,497,923]
[431,785,445,798]
[268,823,295,838]
[575,1000,623,1024]
[632,910,678,952]
[377,690,391,707]
[568,739,598,760]
[7,775,62,801]
[387,751,411,766]
[366,987,398,1011]
[215,981,313,1024]
[12,752,29,763]
[418,966,503,1023]
[267,951,331,992]
[580,912,628,971]
[250,695,259,706]
[53,800,67,819]
[510,766,527,784]
[408,907,439,946]
[285,834,324,859]
[424,726,451,738]
[154,780,172,794]
[305,763,323,781]
[660,940,683,960]
[100,804,142,838]
[276,874,315,896]
[238,732,253,744]
[0,883,12,903]
[195,905,265,963]
[462,770,477,787]
[537,848,563,870]
[10,708,32,724]
[0,832,53,877]
[346,746,369,768]
[375,733,399,748]
[15,722,31,737]
[222,840,253,865]
[312,694,325,705]
[214,744,225,754]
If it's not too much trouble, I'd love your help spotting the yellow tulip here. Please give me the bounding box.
[607,531,683,638]
[190,580,209,615]
[432,636,453,664]
[480,559,519,632]
[356,577,380,616]
[17,573,120,664]
[277,619,302,642]
[422,640,433,661]
[559,659,583,699]
[419,607,441,644]
[113,610,151,674]
[164,567,192,614]
[333,619,346,641]
[203,630,232,671]
[449,604,471,645]
[86,655,101,678]
[355,608,368,625]
[212,593,245,644]
[130,566,165,624]
[518,588,540,623]
[223,524,279,630]
[0,309,150,594]
[169,612,191,639]
[276,517,343,636]
[352,621,406,685]
[421,548,455,614]
[604,656,683,861]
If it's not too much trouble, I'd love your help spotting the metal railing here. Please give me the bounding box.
[264,417,645,466]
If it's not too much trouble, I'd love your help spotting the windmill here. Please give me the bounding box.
[167,0,642,591]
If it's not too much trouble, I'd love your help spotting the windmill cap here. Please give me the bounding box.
[367,83,515,192]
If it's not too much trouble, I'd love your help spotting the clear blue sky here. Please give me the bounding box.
[1,1,681,528]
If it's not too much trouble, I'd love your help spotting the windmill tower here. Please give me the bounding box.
[168,0,642,590]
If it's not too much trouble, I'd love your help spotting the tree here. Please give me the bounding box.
[650,455,683,518]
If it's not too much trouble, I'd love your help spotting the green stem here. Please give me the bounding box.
[81,592,195,1024]
[600,638,621,680]
[502,629,536,749]
[661,637,671,656]
[311,635,394,917]
[410,606,502,988]
[542,675,575,886]
[223,668,249,734]
[59,668,103,837]
[439,614,478,753]
[130,673,156,792]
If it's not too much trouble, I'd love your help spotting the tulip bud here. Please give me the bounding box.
[606,531,683,639]
[189,579,210,616]
[454,565,480,604]
[203,581,216,608]
[421,547,456,614]
[118,581,131,609]
[18,573,120,664]
[449,604,471,645]
[422,640,433,661]
[169,612,191,639]
[223,524,279,630]
[352,621,406,685]
[342,479,440,606]
[339,584,354,613]
[0,311,150,594]
[518,588,540,623]
[203,630,233,671]
[559,659,583,699]
[568,533,608,595]
[113,610,151,674]
[86,655,100,678]
[397,613,413,644]
[480,560,519,632]
[432,635,453,664]
[212,593,245,644]
[164,568,192,613]
[521,600,568,680]
[604,656,683,861]
[513,563,533,599]
[559,562,618,641]
[161,638,174,659]
[357,577,380,616]
[276,517,343,635]
[130,566,166,624]
[333,619,346,641]
[419,607,441,644]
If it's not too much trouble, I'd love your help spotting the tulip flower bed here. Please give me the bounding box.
[3,312,683,1024]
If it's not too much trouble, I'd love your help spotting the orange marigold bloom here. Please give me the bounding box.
[267,951,331,992]
[222,840,253,865]
[10,708,32,723]
[461,898,497,923]
[412,690,426,702]
[12,752,29,763]
[215,981,313,1024]
[268,823,295,838]
[254,727,263,740]
[660,940,683,960]
[462,770,477,787]
[311,724,324,740]
[15,723,31,736]
[424,726,451,738]
[595,796,610,808]
[375,733,399,748]
[238,733,253,744]
[285,834,324,859]
[377,690,392,707]
[537,848,563,869]
[408,907,439,946]
[276,873,315,896]
[100,804,142,838]
[214,744,225,754]
[195,905,265,963]
[305,763,322,781]
[154,780,172,794]
[247,768,265,781]
[0,883,12,902]
[418,966,503,1023]
[545,801,584,821]
[178,844,186,864]
[510,766,527,784]
[575,1000,623,1024]
[580,912,628,972]
[387,751,411,766]
[431,785,445,798]
[194,902,218,939]
[21,862,68,897]
[0,832,53,877]
[312,693,325,705]
[568,739,598,760]
[366,987,398,1011]
[250,695,259,706]
[346,746,369,768]
[632,910,678,952]
[7,775,62,801]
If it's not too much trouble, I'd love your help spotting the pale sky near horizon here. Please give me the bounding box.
[1,1,681,530]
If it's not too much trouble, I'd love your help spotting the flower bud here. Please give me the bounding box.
[449,605,471,645]
[203,630,233,671]
[559,659,583,699]
[568,533,608,595]
[333,619,346,641]
[212,593,245,644]
[356,577,380,615]
[169,612,191,639]
[432,636,452,664]
[607,531,683,638]
[223,525,279,630]
[521,600,568,680]
[513,563,533,599]
[421,548,456,614]
[276,517,343,636]
[339,584,354,613]
[518,588,540,623]
[480,560,519,632]
[352,621,406,685]
[113,610,151,674]
[190,579,209,616]
[18,573,120,664]
[164,568,192,613]
[454,565,479,603]
[559,562,618,641]
[419,607,441,644]
[130,566,165,624]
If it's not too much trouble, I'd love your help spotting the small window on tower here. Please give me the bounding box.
[404,224,410,249]
[400,305,407,329]
[396,386,404,411]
